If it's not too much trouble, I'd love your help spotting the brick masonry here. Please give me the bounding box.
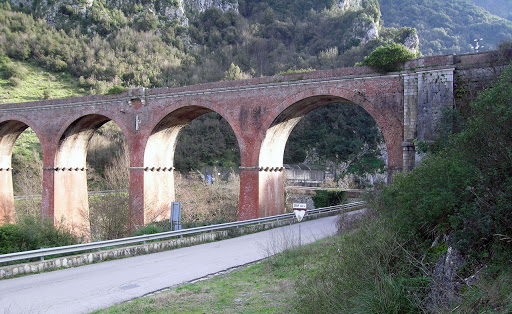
[0,50,509,231]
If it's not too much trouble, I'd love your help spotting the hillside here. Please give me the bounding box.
[467,0,512,20]
[380,0,512,55]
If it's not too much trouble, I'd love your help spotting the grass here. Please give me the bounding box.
[93,235,339,314]
[0,60,86,104]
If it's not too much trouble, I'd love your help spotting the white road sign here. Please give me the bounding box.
[294,209,306,222]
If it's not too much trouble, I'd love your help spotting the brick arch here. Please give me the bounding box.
[0,119,43,224]
[142,105,240,225]
[260,86,401,171]
[53,114,128,235]
[257,87,401,217]
[54,109,133,155]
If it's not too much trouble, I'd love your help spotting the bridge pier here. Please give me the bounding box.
[258,168,286,217]
[0,169,14,224]
[0,121,30,225]
[128,167,145,228]
[238,167,260,220]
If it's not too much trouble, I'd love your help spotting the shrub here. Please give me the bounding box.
[132,224,166,237]
[0,215,79,254]
[0,224,24,254]
[360,42,417,72]
[88,193,130,241]
[0,61,27,79]
[312,190,346,208]
[42,88,51,100]
[8,77,21,87]
[105,85,127,95]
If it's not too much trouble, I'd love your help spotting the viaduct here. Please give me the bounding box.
[0,51,508,233]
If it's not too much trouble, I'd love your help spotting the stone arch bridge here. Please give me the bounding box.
[0,51,506,232]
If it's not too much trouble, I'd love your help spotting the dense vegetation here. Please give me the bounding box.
[468,0,512,20]
[295,64,512,312]
[0,0,408,91]
[284,103,385,171]
[380,0,512,55]
[174,113,241,171]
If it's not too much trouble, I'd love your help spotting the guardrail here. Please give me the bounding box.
[14,190,128,201]
[0,201,365,264]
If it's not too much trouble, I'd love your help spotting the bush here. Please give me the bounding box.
[132,224,166,237]
[8,77,21,87]
[0,61,27,79]
[360,42,417,72]
[312,190,346,208]
[0,215,79,254]
[381,155,478,246]
[105,85,127,95]
[88,193,130,241]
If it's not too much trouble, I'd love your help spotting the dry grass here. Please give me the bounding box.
[14,150,43,219]
[86,151,130,240]
[175,170,239,225]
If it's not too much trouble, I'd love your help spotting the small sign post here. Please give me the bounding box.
[171,202,182,231]
[293,203,307,246]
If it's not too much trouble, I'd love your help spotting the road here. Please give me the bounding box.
[0,212,356,313]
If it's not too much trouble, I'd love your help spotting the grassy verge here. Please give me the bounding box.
[93,233,342,314]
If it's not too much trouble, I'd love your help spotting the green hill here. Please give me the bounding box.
[380,0,512,55]
[467,0,512,20]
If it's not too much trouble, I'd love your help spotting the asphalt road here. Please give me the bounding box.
[0,212,355,313]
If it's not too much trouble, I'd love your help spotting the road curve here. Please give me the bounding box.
[0,212,356,313]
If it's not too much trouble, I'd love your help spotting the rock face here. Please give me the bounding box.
[333,0,380,44]
[404,30,420,54]
[184,0,238,14]
[351,18,379,43]
[335,0,364,12]
[428,238,465,311]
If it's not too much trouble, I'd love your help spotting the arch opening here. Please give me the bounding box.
[284,103,387,189]
[144,106,241,227]
[87,121,129,240]
[54,115,127,238]
[259,95,388,217]
[0,121,42,225]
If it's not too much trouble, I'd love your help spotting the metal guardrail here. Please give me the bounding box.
[0,201,365,264]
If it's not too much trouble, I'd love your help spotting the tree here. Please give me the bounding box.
[223,63,251,80]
